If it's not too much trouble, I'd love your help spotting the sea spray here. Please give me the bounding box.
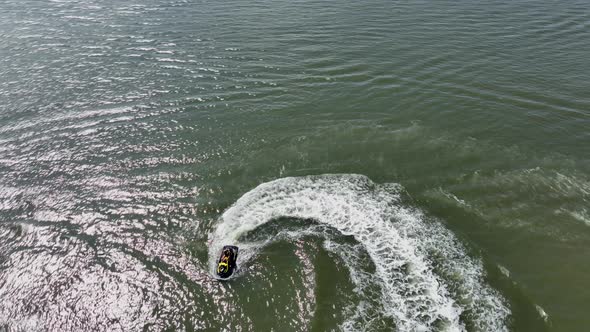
[208,174,510,331]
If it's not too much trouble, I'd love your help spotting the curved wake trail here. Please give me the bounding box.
[209,174,510,331]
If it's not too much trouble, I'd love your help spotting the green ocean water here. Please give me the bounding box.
[1,0,589,331]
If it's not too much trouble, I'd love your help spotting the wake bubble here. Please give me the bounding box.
[208,174,510,331]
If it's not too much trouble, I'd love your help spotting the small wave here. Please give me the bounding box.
[209,174,510,331]
[156,58,186,63]
[558,208,590,227]
[535,304,550,323]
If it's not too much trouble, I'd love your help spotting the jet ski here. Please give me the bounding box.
[216,245,238,279]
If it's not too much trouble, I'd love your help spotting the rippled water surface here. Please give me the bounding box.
[1,0,589,331]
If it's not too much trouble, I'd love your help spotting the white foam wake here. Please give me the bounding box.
[208,174,510,331]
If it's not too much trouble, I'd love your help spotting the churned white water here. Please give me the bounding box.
[209,174,510,331]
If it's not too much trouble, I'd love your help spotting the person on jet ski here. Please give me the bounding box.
[216,245,238,279]
[217,248,232,275]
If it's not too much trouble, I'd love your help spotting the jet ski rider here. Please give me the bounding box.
[217,248,231,275]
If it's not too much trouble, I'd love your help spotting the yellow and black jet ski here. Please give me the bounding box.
[216,245,238,279]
